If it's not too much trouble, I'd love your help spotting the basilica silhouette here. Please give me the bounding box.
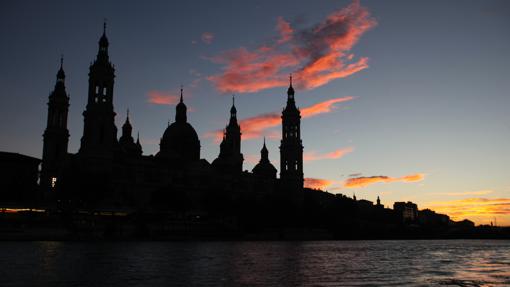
[0,24,496,239]
[40,25,305,216]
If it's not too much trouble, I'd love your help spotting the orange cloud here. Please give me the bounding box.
[147,91,180,105]
[304,178,335,190]
[205,96,353,142]
[201,32,214,44]
[208,0,376,93]
[301,96,354,117]
[425,198,510,226]
[304,147,353,161]
[344,173,425,188]
[434,190,494,196]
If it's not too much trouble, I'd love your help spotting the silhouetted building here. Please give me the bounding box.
[79,23,118,156]
[393,201,418,223]
[252,138,277,179]
[0,23,492,240]
[280,76,304,205]
[357,199,374,216]
[157,88,200,164]
[41,57,69,193]
[37,24,306,213]
[0,152,40,205]
[452,219,475,229]
[376,196,383,208]
[212,96,244,174]
[418,208,449,227]
[119,110,142,157]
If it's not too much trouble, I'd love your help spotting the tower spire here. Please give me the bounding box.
[97,19,110,54]
[287,73,295,100]
[260,137,269,162]
[213,94,243,173]
[121,108,132,137]
[230,94,237,119]
[125,108,130,123]
[180,85,183,103]
[56,55,65,81]
[175,85,187,123]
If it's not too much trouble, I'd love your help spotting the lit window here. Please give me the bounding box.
[51,177,57,188]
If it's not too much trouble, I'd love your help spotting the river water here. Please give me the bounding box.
[0,240,509,286]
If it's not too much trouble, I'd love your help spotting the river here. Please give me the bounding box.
[0,240,509,286]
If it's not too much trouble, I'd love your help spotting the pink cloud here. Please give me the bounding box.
[276,16,293,44]
[147,90,180,105]
[207,0,376,93]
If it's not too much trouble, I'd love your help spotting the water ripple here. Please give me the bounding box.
[0,240,509,286]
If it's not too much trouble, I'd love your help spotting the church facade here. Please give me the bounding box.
[41,26,304,213]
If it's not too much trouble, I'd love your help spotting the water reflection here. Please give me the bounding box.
[0,240,508,286]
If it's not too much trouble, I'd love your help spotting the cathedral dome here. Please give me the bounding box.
[157,88,200,161]
[252,139,277,179]
[159,122,200,160]
[252,158,277,179]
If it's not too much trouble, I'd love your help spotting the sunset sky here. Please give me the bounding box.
[1,0,509,226]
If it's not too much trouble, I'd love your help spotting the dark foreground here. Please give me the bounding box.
[0,240,509,286]
[1,209,510,241]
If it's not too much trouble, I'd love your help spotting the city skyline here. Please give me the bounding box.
[1,0,509,225]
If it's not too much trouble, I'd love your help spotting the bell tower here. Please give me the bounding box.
[41,56,70,191]
[79,21,118,155]
[280,75,304,192]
